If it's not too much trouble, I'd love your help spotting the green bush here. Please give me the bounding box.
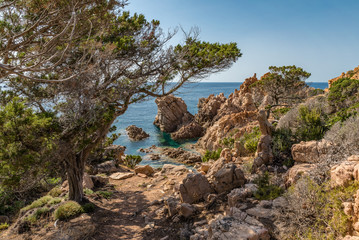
[272,107,291,120]
[296,106,327,141]
[253,172,283,200]
[96,191,113,199]
[48,187,62,198]
[84,188,94,195]
[48,197,62,205]
[284,178,359,239]
[26,207,50,224]
[202,148,222,162]
[53,201,83,220]
[272,128,295,167]
[240,127,261,153]
[220,137,235,148]
[81,203,95,213]
[0,222,9,231]
[328,78,359,109]
[123,155,142,169]
[21,195,53,212]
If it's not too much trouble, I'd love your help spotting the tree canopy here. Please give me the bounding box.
[0,0,242,202]
[256,65,311,106]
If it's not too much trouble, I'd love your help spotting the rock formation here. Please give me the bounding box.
[179,173,213,204]
[291,140,332,164]
[252,110,273,172]
[328,65,359,88]
[154,94,193,133]
[125,125,149,141]
[195,93,226,128]
[171,122,204,140]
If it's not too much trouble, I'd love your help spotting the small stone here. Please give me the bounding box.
[178,203,196,218]
[137,173,147,178]
[135,165,154,177]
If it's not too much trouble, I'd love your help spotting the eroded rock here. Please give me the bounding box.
[126,125,149,141]
[179,173,213,204]
[211,163,246,193]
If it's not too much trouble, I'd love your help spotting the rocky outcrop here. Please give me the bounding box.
[171,122,204,140]
[134,165,154,177]
[161,147,202,164]
[252,110,273,172]
[291,140,332,163]
[196,93,226,128]
[285,164,316,187]
[198,111,258,151]
[125,125,149,141]
[328,65,359,88]
[179,173,213,204]
[211,163,246,193]
[154,95,193,133]
[330,156,359,188]
[208,209,270,240]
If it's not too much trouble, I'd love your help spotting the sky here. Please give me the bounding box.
[126,0,359,83]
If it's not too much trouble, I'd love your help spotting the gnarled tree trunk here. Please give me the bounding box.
[66,154,86,202]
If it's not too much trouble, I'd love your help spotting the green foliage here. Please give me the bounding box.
[285,178,359,239]
[0,222,9,231]
[272,107,291,120]
[202,148,222,162]
[253,172,283,200]
[84,188,94,195]
[26,207,49,224]
[96,191,114,199]
[0,96,58,196]
[48,197,62,205]
[240,127,261,153]
[81,203,95,213]
[272,128,295,167]
[21,195,53,212]
[296,106,328,141]
[48,187,62,198]
[53,201,83,220]
[253,65,310,106]
[220,137,235,148]
[328,78,359,109]
[123,155,142,169]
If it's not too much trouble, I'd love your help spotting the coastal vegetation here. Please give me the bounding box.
[0,0,358,239]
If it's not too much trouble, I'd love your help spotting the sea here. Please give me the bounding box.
[113,82,328,166]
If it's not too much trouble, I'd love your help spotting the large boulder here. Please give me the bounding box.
[330,161,357,188]
[134,165,154,177]
[179,173,213,204]
[211,163,246,193]
[154,95,193,133]
[125,125,149,141]
[285,164,316,187]
[291,140,332,163]
[252,135,273,171]
[171,122,204,140]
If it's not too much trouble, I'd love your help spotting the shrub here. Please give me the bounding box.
[21,195,53,212]
[96,191,114,199]
[123,155,142,169]
[84,188,94,195]
[48,187,62,198]
[219,137,235,148]
[48,197,62,205]
[240,127,261,153]
[53,201,83,220]
[272,128,295,167]
[282,178,359,239]
[202,148,222,162]
[81,203,95,213]
[272,107,291,120]
[328,78,359,110]
[26,207,50,224]
[253,172,283,200]
[295,106,328,141]
[0,223,9,231]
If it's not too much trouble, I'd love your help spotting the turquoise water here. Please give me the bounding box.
[113,82,328,160]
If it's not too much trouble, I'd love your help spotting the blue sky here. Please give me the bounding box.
[127,0,359,82]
